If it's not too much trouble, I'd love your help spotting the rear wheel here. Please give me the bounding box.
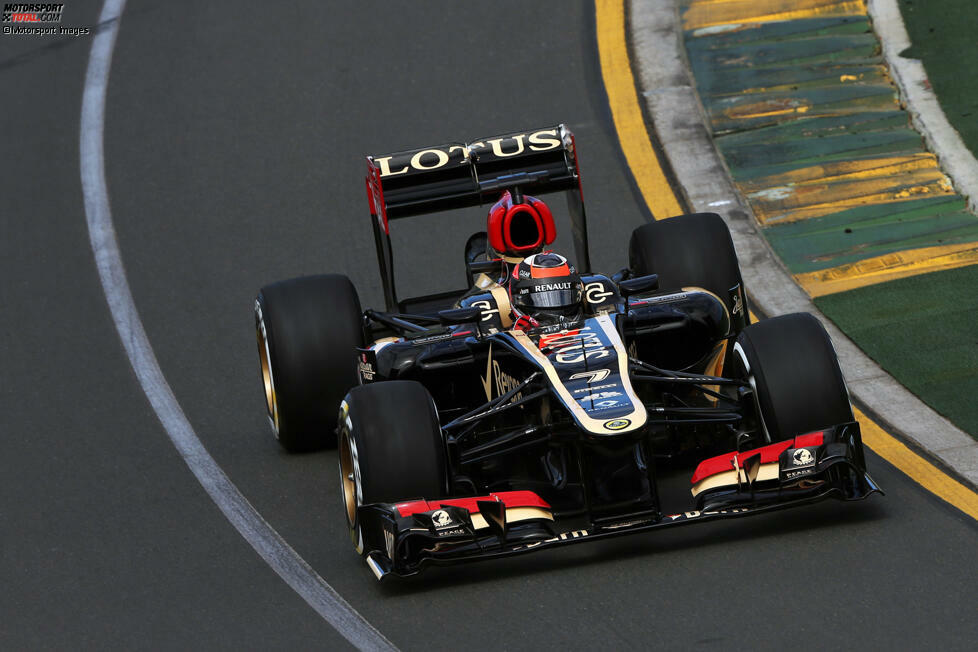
[338,381,447,554]
[629,212,747,320]
[255,274,363,452]
[734,313,852,443]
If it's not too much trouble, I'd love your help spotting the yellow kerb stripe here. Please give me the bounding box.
[739,153,944,194]
[682,0,866,32]
[855,406,978,520]
[595,0,684,220]
[794,242,978,297]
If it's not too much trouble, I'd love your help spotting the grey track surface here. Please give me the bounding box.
[80,1,394,648]
[2,0,976,649]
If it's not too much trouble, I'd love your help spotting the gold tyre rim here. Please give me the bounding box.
[339,426,358,526]
[255,307,279,435]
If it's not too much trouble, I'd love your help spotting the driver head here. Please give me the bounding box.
[510,253,584,327]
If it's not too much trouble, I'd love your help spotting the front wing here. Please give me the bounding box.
[356,422,881,580]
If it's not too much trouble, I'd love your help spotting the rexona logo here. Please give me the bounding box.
[374,128,562,177]
[603,418,631,431]
[480,343,522,402]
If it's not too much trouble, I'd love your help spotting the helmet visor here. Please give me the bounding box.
[514,283,582,311]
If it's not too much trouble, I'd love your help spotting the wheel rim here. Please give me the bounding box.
[338,426,358,526]
[255,309,279,435]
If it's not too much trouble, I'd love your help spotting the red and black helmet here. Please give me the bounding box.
[510,253,584,323]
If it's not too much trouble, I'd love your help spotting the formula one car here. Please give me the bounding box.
[254,124,881,580]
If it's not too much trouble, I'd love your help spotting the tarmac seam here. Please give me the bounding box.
[628,0,978,492]
[867,0,978,213]
[79,1,396,648]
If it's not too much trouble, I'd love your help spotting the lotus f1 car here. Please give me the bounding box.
[254,124,881,580]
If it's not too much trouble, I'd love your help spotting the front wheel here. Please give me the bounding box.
[338,381,447,555]
[734,312,852,443]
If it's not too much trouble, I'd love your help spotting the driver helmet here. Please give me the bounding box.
[510,253,584,327]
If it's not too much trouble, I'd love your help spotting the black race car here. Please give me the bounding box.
[254,124,881,580]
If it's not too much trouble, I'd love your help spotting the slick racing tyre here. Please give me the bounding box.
[255,274,363,452]
[734,313,852,443]
[629,212,747,321]
[338,381,447,555]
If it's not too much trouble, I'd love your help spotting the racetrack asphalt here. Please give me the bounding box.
[2,0,977,649]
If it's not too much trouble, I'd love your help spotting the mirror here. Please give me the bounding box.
[619,273,659,296]
[465,231,488,264]
[438,306,483,326]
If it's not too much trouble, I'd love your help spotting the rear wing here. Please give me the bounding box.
[365,124,590,310]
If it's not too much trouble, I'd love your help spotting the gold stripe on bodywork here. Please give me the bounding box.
[489,285,515,328]
[469,506,554,530]
[690,462,779,497]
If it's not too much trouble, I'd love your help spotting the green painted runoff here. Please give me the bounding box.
[899,0,978,157]
[816,264,978,440]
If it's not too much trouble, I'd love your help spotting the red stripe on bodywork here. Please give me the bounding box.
[394,490,551,517]
[538,329,580,349]
[690,431,825,485]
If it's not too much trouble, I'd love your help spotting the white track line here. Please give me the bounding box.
[79,2,396,649]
